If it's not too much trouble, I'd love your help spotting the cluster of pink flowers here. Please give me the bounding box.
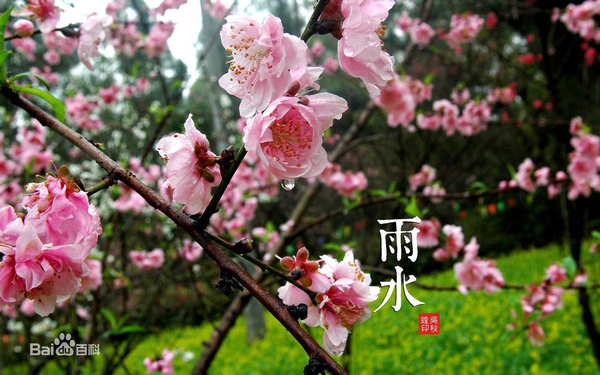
[487,83,517,105]
[433,224,465,261]
[143,349,174,375]
[394,11,435,47]
[318,162,368,198]
[417,98,491,136]
[14,0,61,33]
[203,0,228,19]
[373,74,433,129]
[112,158,162,213]
[278,248,379,355]
[508,117,599,200]
[145,22,175,58]
[443,12,485,52]
[559,1,600,43]
[415,219,441,248]
[129,248,165,270]
[453,237,505,294]
[66,93,103,130]
[156,114,222,214]
[0,168,102,316]
[77,14,113,71]
[151,0,188,17]
[509,264,568,346]
[409,164,436,191]
[567,118,600,199]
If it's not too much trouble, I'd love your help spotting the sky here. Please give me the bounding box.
[58,0,241,74]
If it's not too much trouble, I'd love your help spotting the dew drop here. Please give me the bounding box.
[281,179,295,191]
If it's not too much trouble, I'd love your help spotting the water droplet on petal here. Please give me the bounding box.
[281,179,295,191]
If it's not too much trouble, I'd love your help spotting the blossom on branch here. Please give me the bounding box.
[219,14,309,117]
[329,0,396,95]
[278,249,379,356]
[77,14,113,71]
[243,93,347,180]
[15,0,61,34]
[156,114,222,214]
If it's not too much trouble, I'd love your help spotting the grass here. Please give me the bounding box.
[8,244,600,374]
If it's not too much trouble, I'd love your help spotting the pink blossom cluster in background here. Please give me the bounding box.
[278,248,379,355]
[506,116,599,200]
[443,12,485,52]
[559,1,600,44]
[416,97,491,136]
[394,11,435,47]
[318,162,368,198]
[143,349,174,375]
[508,263,568,346]
[453,237,505,294]
[0,121,55,207]
[129,248,165,270]
[0,170,102,316]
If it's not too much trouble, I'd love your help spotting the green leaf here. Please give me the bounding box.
[423,72,435,85]
[404,195,422,218]
[387,180,397,194]
[12,85,66,123]
[369,189,388,197]
[9,72,50,90]
[561,256,577,278]
[100,308,119,330]
[0,50,12,83]
[506,164,517,179]
[114,325,146,335]
[0,7,13,53]
[591,230,600,240]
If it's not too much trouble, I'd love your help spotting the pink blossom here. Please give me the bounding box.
[12,37,36,61]
[416,114,441,131]
[20,298,36,316]
[569,116,585,135]
[487,83,517,104]
[409,164,436,191]
[409,78,433,103]
[78,14,113,71]
[9,120,54,174]
[0,223,90,316]
[433,248,450,262]
[545,263,567,284]
[110,23,144,56]
[156,114,222,214]
[42,31,78,55]
[243,93,347,180]
[336,0,396,95]
[444,13,485,51]
[79,259,103,292]
[152,0,188,16]
[526,320,545,346]
[144,349,174,375]
[373,74,416,128]
[145,22,175,58]
[318,163,368,198]
[43,49,60,65]
[442,224,464,258]
[534,167,552,186]
[323,57,339,74]
[179,239,203,262]
[219,14,308,117]
[203,0,228,19]
[66,93,103,130]
[574,273,588,287]
[415,219,440,248]
[278,250,378,355]
[112,183,148,213]
[394,11,418,32]
[13,19,35,37]
[514,158,536,193]
[433,99,460,135]
[106,1,125,18]
[454,238,504,295]
[16,0,61,33]
[22,172,101,255]
[99,84,120,104]
[409,22,435,46]
[129,249,165,270]
[280,247,330,291]
[451,88,470,104]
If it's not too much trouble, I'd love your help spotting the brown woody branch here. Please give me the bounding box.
[0,86,347,375]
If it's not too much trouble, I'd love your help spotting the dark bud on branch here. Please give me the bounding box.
[232,238,254,254]
[312,19,342,39]
[214,271,244,296]
[304,354,329,375]
[286,303,308,321]
[290,269,304,280]
[217,146,235,176]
